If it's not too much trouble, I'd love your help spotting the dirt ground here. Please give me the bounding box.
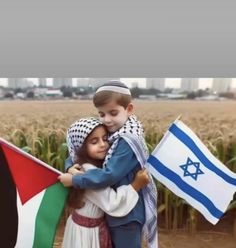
[157,230,235,248]
[54,211,236,248]
[54,228,235,248]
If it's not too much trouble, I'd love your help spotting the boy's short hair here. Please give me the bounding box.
[93,81,132,108]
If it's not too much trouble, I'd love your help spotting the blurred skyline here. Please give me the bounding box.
[0,78,236,89]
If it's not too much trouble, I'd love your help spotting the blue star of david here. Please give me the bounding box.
[179,157,204,181]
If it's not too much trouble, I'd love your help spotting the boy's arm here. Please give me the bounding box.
[85,168,150,217]
[64,157,84,175]
[64,157,73,172]
[72,139,138,189]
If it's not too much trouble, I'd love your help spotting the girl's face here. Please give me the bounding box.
[97,100,133,133]
[86,125,109,161]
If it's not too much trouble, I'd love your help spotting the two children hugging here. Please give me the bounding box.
[59,81,157,248]
[61,117,149,248]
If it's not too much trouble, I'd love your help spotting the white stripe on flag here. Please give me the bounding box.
[148,120,236,224]
[15,190,45,248]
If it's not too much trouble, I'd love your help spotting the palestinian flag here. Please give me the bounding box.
[0,138,68,248]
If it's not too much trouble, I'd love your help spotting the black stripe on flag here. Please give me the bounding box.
[0,145,18,247]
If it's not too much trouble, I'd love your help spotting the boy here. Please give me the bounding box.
[61,81,157,248]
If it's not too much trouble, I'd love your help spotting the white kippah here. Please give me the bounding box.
[96,85,131,95]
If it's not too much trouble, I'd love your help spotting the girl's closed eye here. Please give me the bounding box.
[90,138,98,145]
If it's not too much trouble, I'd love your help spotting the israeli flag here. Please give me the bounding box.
[147,119,236,224]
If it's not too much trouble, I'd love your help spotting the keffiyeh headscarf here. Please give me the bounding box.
[67,117,102,162]
[103,115,158,248]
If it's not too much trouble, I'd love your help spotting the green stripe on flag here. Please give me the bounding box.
[33,182,68,248]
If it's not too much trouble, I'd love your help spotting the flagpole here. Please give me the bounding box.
[175,114,182,121]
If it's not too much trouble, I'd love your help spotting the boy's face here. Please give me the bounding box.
[97,100,133,133]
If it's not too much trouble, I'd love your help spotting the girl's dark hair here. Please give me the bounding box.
[67,125,105,209]
[67,187,86,209]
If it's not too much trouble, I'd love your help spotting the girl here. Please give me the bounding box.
[59,117,149,248]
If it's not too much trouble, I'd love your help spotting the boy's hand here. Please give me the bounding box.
[58,173,73,187]
[68,163,84,175]
[131,169,150,191]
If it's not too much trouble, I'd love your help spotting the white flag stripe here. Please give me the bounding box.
[176,120,236,179]
[148,119,236,224]
[169,122,236,184]
[148,163,219,224]
[148,155,223,222]
[169,121,236,178]
[155,131,235,210]
[16,190,45,248]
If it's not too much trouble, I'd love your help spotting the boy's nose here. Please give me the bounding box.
[103,115,111,123]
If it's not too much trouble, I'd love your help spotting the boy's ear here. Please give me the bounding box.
[127,103,134,115]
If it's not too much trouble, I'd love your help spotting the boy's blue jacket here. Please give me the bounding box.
[65,138,145,227]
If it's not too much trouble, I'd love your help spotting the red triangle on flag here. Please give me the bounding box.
[0,141,60,205]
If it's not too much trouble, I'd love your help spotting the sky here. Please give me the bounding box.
[1,78,236,89]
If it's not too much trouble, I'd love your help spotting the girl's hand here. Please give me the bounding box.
[131,169,150,191]
[58,173,73,187]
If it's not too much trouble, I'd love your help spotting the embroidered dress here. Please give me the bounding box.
[62,163,139,248]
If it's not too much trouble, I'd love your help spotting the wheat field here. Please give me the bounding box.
[1,99,236,138]
[1,99,236,231]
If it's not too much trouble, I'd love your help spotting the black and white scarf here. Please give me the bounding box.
[103,115,158,248]
[67,117,102,163]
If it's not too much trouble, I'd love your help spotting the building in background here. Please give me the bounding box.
[38,78,47,87]
[76,78,91,87]
[5,78,236,94]
[90,78,120,88]
[8,78,34,88]
[131,82,139,88]
[212,78,232,93]
[8,78,20,88]
[181,78,199,92]
[53,78,73,88]
[146,78,165,91]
